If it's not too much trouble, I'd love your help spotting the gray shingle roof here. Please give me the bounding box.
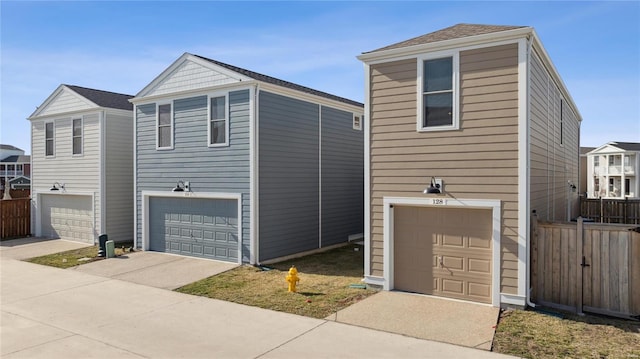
[0,144,23,151]
[365,23,526,53]
[611,142,640,151]
[65,85,133,111]
[191,54,363,108]
[1,155,30,163]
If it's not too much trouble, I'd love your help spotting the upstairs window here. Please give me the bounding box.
[208,95,229,147]
[72,118,83,155]
[45,122,54,156]
[419,53,459,131]
[353,114,362,130]
[594,156,599,167]
[157,103,173,149]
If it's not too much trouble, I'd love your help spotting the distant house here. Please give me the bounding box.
[586,142,640,199]
[579,147,596,196]
[0,144,31,197]
[28,85,134,243]
[131,53,364,264]
[358,24,582,307]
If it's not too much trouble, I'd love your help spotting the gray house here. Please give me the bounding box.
[131,53,364,264]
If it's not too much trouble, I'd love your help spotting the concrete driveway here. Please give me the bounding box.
[0,238,517,358]
[327,290,501,351]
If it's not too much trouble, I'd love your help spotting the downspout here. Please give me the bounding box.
[525,35,536,308]
[251,83,260,265]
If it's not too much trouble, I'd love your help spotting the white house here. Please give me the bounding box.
[586,142,640,199]
[28,84,134,243]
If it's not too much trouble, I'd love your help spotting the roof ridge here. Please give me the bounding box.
[64,84,134,97]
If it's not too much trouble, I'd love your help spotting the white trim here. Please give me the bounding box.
[352,113,362,131]
[207,91,230,147]
[141,191,243,264]
[99,111,106,238]
[517,38,529,302]
[381,196,502,307]
[358,27,533,63]
[363,63,372,278]
[44,121,55,158]
[131,82,256,106]
[363,275,385,287]
[133,105,139,249]
[29,84,99,119]
[71,116,84,156]
[500,293,526,307]
[416,51,460,132]
[318,104,322,249]
[28,107,132,122]
[156,101,174,150]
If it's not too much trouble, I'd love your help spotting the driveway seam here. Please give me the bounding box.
[252,321,329,358]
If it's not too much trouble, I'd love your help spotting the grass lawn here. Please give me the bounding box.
[176,243,376,319]
[26,244,131,269]
[493,309,640,358]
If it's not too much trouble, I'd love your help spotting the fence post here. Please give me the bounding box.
[576,217,584,315]
[600,197,604,223]
[531,211,541,305]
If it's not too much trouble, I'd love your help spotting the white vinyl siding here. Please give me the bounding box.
[72,118,83,155]
[45,122,54,157]
[157,103,173,149]
[417,51,459,131]
[208,94,229,147]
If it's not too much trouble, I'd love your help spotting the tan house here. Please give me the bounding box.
[358,24,582,308]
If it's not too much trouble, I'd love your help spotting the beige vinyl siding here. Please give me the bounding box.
[529,50,580,222]
[104,111,134,242]
[31,112,101,239]
[369,43,520,295]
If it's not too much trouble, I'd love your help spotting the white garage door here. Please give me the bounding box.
[393,206,493,304]
[41,194,94,243]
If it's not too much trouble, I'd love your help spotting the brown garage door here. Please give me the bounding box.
[393,206,492,304]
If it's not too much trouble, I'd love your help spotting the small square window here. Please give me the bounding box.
[353,114,362,130]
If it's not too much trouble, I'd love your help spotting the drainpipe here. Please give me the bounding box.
[525,34,536,308]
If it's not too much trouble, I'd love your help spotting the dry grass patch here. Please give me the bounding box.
[26,244,130,269]
[493,309,640,358]
[176,243,376,319]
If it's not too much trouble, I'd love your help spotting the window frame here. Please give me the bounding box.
[45,121,55,157]
[156,102,174,150]
[207,92,230,148]
[417,51,460,132]
[353,113,363,131]
[72,117,83,156]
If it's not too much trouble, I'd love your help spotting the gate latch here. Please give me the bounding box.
[581,256,590,268]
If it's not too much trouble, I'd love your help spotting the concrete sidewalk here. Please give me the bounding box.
[0,240,517,358]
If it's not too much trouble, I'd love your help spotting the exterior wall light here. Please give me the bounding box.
[172,180,190,192]
[50,182,64,191]
[424,177,442,194]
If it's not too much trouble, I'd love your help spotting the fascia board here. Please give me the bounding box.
[129,80,258,105]
[28,106,130,121]
[257,82,364,113]
[357,27,534,63]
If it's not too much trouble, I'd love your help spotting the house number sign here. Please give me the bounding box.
[431,198,446,205]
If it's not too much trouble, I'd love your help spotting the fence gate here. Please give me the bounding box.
[531,215,640,320]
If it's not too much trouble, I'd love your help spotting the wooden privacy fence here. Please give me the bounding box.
[580,197,640,224]
[531,214,640,320]
[0,198,31,239]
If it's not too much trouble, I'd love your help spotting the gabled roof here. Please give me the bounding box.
[365,23,526,53]
[0,155,30,163]
[192,54,363,108]
[65,85,133,111]
[0,144,23,151]
[588,141,640,154]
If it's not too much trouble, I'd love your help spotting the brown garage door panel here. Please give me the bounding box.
[394,205,493,304]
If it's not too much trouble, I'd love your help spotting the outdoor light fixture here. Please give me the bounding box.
[172,180,190,192]
[423,177,441,194]
[50,182,64,191]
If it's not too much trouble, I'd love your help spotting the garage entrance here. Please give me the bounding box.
[148,197,238,262]
[393,206,493,304]
[40,194,94,243]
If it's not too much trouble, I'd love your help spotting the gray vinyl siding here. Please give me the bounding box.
[135,90,251,261]
[258,91,320,261]
[31,112,102,240]
[321,106,364,246]
[529,50,580,222]
[104,111,134,243]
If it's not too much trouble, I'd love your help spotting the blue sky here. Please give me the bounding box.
[1,1,638,154]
